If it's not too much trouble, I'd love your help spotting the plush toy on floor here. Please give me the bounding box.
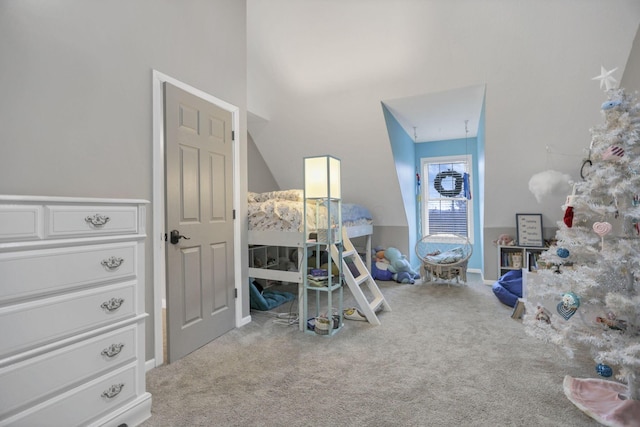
[371,259,393,281]
[374,249,386,263]
[383,247,420,284]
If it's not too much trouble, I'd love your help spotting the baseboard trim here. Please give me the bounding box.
[238,314,252,327]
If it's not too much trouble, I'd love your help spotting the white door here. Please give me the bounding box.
[164,82,236,363]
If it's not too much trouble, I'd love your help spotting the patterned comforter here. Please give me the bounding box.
[247,189,372,232]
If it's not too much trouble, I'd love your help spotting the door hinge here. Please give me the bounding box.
[233,209,236,220]
[234,288,238,298]
[231,130,235,141]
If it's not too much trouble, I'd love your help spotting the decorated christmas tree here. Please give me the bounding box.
[523,68,640,426]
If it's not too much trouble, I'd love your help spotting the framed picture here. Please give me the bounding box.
[516,213,544,247]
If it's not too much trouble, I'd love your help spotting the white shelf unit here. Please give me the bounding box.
[302,155,343,336]
[248,245,296,287]
[497,245,545,277]
[303,197,343,336]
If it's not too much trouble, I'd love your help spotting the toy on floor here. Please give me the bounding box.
[371,259,393,281]
[380,247,420,284]
[370,247,420,283]
[374,249,386,263]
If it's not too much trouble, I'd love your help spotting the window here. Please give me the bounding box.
[421,155,473,241]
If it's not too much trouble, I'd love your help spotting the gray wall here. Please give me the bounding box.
[248,133,279,193]
[482,22,640,282]
[373,225,410,260]
[622,23,640,91]
[0,0,248,362]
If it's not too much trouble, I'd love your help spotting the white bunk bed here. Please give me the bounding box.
[247,190,373,327]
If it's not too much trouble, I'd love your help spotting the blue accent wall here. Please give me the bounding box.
[476,98,486,274]
[382,103,485,274]
[382,105,418,266]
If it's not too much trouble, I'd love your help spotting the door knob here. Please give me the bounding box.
[170,230,190,244]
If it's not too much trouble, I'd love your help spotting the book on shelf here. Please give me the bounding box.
[501,251,522,268]
[307,274,342,288]
[511,253,523,269]
[528,252,538,271]
[307,277,328,287]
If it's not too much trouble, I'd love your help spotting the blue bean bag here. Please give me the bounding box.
[492,269,523,307]
[249,280,295,311]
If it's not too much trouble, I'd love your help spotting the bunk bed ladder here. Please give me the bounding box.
[331,229,391,325]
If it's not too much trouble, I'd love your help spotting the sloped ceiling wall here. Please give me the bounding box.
[622,21,640,90]
[247,1,640,234]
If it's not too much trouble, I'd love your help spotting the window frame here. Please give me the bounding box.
[420,154,474,243]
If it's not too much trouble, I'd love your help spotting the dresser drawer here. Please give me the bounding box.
[0,282,136,357]
[0,205,44,242]
[0,242,138,303]
[0,363,139,427]
[0,324,138,418]
[46,205,139,238]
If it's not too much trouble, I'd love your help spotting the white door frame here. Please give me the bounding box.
[151,70,244,368]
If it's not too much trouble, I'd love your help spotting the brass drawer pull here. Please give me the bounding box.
[101,343,125,358]
[100,297,124,312]
[101,256,124,270]
[101,383,124,399]
[85,214,110,227]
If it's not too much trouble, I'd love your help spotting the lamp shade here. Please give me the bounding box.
[304,155,341,199]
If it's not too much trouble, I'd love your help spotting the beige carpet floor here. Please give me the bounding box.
[143,274,601,427]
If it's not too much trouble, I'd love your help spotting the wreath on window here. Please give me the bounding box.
[434,170,463,197]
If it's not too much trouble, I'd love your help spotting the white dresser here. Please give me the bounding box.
[0,196,151,427]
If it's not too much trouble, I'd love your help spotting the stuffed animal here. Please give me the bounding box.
[371,260,393,281]
[384,247,420,284]
[393,271,417,284]
[494,234,515,246]
[373,246,386,263]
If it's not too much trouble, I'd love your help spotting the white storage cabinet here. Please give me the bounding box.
[0,196,151,427]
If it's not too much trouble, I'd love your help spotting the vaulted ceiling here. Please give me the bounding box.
[247,0,640,231]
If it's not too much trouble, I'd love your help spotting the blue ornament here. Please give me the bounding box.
[561,292,580,308]
[556,247,570,258]
[596,364,613,377]
[557,292,580,320]
[601,100,622,110]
